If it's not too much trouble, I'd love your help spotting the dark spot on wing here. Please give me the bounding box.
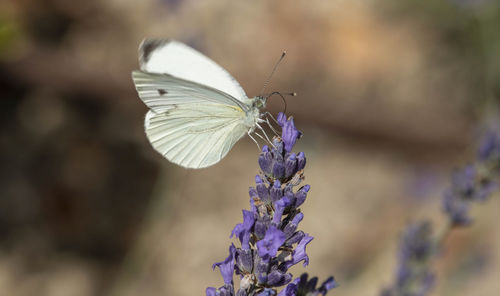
[139,39,170,66]
[163,104,178,115]
[158,89,168,96]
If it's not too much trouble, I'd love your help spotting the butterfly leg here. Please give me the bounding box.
[265,116,280,136]
[261,112,281,136]
[264,111,279,125]
[254,131,268,142]
[255,122,273,145]
[248,131,261,150]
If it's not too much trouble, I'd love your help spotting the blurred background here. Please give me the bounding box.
[1,0,500,295]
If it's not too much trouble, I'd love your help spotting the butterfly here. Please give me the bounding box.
[132,39,281,169]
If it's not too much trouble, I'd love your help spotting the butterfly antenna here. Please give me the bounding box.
[266,91,296,114]
[260,51,287,96]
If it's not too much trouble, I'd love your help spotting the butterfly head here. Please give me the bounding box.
[253,96,267,109]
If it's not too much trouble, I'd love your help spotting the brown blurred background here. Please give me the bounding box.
[1,0,500,295]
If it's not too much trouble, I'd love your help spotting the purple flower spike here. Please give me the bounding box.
[213,244,237,285]
[278,114,302,153]
[383,222,434,296]
[207,112,336,295]
[257,226,286,258]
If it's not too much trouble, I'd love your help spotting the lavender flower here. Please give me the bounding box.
[383,129,500,296]
[207,112,336,296]
[381,222,435,296]
[443,130,500,226]
[477,130,500,170]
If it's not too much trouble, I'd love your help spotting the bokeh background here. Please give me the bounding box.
[1,0,500,295]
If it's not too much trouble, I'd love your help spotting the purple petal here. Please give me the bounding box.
[272,161,285,179]
[277,112,287,126]
[256,175,270,202]
[296,152,306,171]
[235,248,253,274]
[256,288,277,296]
[285,153,297,178]
[254,218,269,239]
[284,212,304,237]
[295,185,310,208]
[259,145,273,175]
[249,187,259,200]
[256,256,270,284]
[272,198,288,226]
[206,287,217,296]
[270,180,283,203]
[286,234,313,268]
[278,115,302,152]
[278,281,298,296]
[256,226,286,258]
[285,230,305,246]
[231,210,256,250]
[267,269,293,287]
[319,277,338,293]
[213,244,236,285]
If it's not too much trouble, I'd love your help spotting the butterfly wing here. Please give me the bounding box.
[132,71,247,113]
[145,107,249,169]
[132,71,252,168]
[139,39,248,102]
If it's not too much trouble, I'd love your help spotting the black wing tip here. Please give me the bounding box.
[138,38,172,67]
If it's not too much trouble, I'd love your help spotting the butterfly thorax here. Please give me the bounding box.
[243,96,266,130]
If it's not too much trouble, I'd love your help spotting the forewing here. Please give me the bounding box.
[145,105,249,168]
[132,71,247,113]
[139,39,247,101]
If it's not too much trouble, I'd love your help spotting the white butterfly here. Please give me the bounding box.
[132,39,274,169]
